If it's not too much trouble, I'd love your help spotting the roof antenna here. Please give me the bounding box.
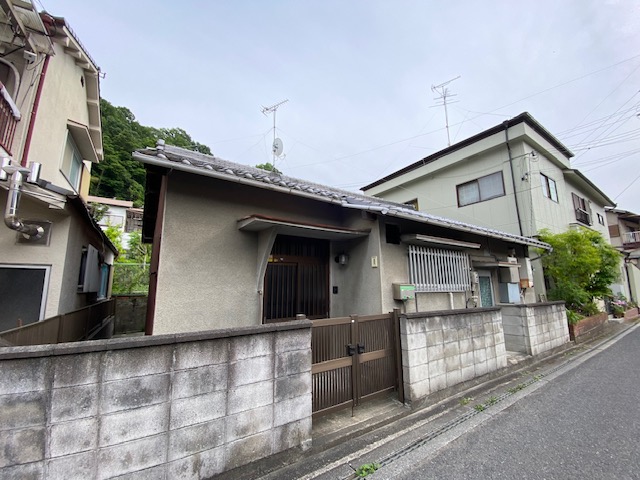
[261,99,288,170]
[431,76,460,147]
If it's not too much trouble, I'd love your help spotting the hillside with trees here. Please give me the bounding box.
[90,99,211,206]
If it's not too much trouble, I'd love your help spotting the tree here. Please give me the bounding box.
[255,162,282,175]
[90,99,211,206]
[537,228,621,317]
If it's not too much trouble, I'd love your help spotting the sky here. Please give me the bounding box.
[42,0,640,213]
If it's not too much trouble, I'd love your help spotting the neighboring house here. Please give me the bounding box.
[134,142,551,335]
[606,208,640,303]
[86,195,143,249]
[0,3,116,332]
[362,112,616,302]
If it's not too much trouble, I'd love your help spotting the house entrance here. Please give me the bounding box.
[311,312,402,418]
[263,235,329,322]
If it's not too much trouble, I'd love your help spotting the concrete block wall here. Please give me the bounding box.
[0,320,312,479]
[400,308,507,404]
[501,301,569,355]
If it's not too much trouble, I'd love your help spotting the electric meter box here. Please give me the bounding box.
[393,283,416,300]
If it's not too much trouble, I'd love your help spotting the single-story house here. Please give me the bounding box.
[134,142,551,335]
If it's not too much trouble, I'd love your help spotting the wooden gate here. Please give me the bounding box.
[311,311,402,417]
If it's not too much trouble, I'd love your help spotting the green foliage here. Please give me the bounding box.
[104,224,123,255]
[255,162,282,174]
[537,228,621,317]
[112,263,149,295]
[90,99,211,206]
[460,396,473,406]
[474,404,485,412]
[124,230,151,265]
[566,309,583,325]
[88,202,109,223]
[354,463,380,478]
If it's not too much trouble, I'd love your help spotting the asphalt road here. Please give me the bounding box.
[382,326,640,480]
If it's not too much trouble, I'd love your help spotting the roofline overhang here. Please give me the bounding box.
[563,169,616,207]
[135,150,551,251]
[361,112,574,191]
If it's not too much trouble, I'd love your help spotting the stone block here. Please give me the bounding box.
[425,329,444,346]
[226,404,273,443]
[275,329,310,353]
[487,357,498,372]
[173,340,229,370]
[0,462,43,480]
[483,322,493,335]
[409,379,430,401]
[172,364,228,400]
[445,355,460,373]
[0,427,45,468]
[474,346,487,363]
[446,369,462,387]
[230,334,274,362]
[475,361,488,377]
[225,430,273,471]
[471,335,486,350]
[427,344,444,361]
[457,326,472,341]
[100,403,169,447]
[429,374,447,393]
[443,328,458,344]
[51,384,98,422]
[46,451,96,480]
[0,358,46,395]
[103,346,172,382]
[227,381,274,415]
[459,338,473,354]
[428,358,445,377]
[275,350,311,377]
[50,418,97,457]
[167,447,225,480]
[170,391,226,430]
[404,348,428,367]
[168,419,224,462]
[274,393,312,427]
[0,391,45,430]
[403,319,426,335]
[229,355,274,387]
[460,351,475,369]
[443,342,459,359]
[503,324,525,336]
[496,355,507,369]
[97,434,167,479]
[273,417,312,452]
[53,354,100,388]
[114,465,167,480]
[460,365,475,382]
[407,363,430,383]
[470,323,484,337]
[275,372,311,402]
[425,318,442,332]
[100,374,170,414]
[404,332,427,351]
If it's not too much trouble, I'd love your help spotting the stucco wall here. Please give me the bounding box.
[501,301,569,355]
[0,321,312,479]
[400,308,507,403]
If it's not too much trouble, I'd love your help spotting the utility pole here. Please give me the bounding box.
[261,99,288,166]
[431,76,460,147]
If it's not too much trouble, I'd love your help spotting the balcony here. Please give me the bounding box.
[575,208,592,226]
[0,87,20,155]
[622,230,640,248]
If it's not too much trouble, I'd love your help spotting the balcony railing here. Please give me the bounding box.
[0,86,20,154]
[623,231,640,245]
[575,208,591,226]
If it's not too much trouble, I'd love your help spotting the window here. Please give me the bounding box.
[571,193,592,225]
[540,174,558,202]
[597,213,605,226]
[0,265,50,330]
[457,172,505,207]
[125,209,144,233]
[408,245,471,292]
[61,134,83,190]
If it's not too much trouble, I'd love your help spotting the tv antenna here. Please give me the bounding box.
[431,76,460,146]
[261,99,288,167]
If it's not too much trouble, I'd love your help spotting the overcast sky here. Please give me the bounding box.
[43,0,640,213]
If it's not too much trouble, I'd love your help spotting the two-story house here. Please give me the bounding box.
[0,2,116,332]
[362,112,615,304]
[606,208,640,303]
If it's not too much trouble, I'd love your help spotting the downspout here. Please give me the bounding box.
[504,121,524,237]
[145,171,168,335]
[21,55,50,167]
[3,163,43,239]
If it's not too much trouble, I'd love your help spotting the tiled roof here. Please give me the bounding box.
[133,144,551,250]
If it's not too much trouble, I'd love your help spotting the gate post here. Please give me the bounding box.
[392,308,404,404]
[350,314,360,410]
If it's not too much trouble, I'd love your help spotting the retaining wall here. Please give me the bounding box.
[400,308,507,404]
[0,320,312,479]
[501,301,569,355]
